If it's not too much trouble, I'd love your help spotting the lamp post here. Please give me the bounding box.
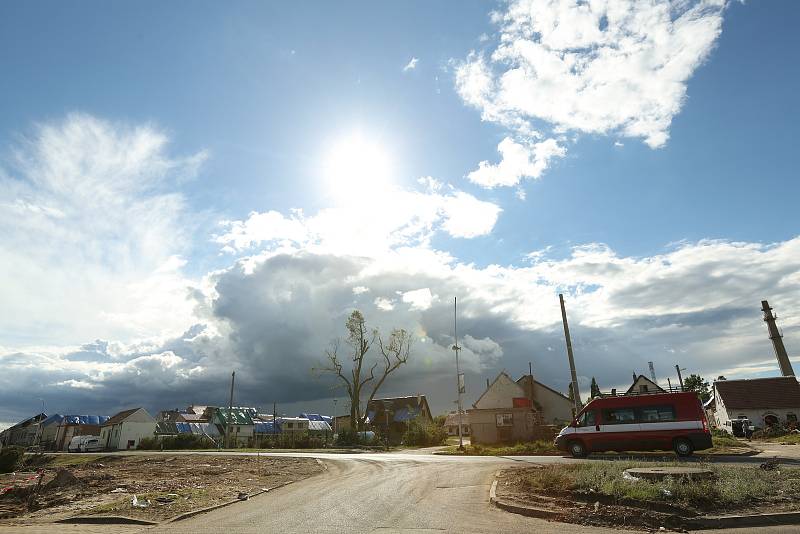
[382,400,392,450]
[333,398,337,434]
[452,297,465,451]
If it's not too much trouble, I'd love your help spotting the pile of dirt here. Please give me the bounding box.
[45,469,80,490]
[0,454,323,523]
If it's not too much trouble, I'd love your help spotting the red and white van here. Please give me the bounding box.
[554,391,712,457]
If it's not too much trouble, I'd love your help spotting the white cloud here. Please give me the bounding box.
[402,288,434,311]
[403,57,419,72]
[0,113,204,347]
[374,297,395,311]
[456,0,727,187]
[467,137,565,188]
[215,185,501,256]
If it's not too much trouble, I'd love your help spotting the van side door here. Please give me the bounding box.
[636,405,677,451]
[599,407,640,451]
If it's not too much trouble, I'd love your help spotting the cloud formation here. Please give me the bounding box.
[0,113,205,347]
[403,57,419,72]
[456,0,727,188]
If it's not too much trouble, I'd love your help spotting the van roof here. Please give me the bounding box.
[583,391,699,409]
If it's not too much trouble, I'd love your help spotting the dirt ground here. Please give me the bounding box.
[495,465,800,532]
[0,454,322,526]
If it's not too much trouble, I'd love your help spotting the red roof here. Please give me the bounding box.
[716,377,800,409]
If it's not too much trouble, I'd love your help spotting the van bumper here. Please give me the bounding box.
[554,434,569,451]
[688,432,713,451]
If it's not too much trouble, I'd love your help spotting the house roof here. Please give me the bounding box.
[215,407,254,426]
[715,377,800,410]
[366,395,431,423]
[61,415,110,426]
[532,380,571,402]
[625,375,665,395]
[155,421,193,435]
[102,408,141,426]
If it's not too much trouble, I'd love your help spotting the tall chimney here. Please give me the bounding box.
[762,300,794,377]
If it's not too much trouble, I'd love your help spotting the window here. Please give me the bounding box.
[495,413,513,427]
[639,385,649,393]
[576,410,596,427]
[287,422,294,429]
[638,405,675,423]
[602,408,635,424]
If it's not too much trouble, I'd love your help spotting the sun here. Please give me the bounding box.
[323,133,393,204]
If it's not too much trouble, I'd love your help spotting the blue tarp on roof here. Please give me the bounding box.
[254,421,281,433]
[392,407,420,422]
[61,415,110,426]
[175,422,192,434]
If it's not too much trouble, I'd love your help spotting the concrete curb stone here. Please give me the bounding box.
[489,476,800,530]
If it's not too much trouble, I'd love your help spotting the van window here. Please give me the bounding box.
[638,405,675,422]
[577,410,596,427]
[602,408,635,424]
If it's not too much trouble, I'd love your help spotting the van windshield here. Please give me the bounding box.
[576,410,596,427]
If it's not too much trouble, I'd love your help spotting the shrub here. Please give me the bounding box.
[403,419,447,446]
[138,434,217,450]
[0,446,25,473]
[753,426,789,440]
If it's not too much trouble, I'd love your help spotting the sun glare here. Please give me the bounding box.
[323,133,393,204]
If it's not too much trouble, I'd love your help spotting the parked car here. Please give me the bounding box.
[555,391,712,457]
[67,435,90,452]
[80,437,104,452]
[67,435,103,452]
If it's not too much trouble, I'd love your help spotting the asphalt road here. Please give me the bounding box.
[150,449,799,534]
[4,448,800,534]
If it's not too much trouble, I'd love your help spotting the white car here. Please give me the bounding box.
[67,435,103,452]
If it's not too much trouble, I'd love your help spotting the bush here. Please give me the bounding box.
[403,419,447,446]
[0,446,25,473]
[753,426,789,440]
[137,434,217,450]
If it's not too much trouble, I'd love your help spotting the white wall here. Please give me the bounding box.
[117,421,157,449]
[714,389,800,433]
[533,383,574,423]
[474,374,525,409]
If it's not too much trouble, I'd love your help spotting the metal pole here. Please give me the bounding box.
[559,294,582,413]
[333,399,337,434]
[667,377,673,392]
[225,371,235,449]
[453,297,465,451]
[675,365,684,390]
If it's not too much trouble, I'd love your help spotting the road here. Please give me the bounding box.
[3,448,800,534]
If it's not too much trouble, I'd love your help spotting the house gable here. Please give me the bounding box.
[474,372,526,410]
[625,375,665,395]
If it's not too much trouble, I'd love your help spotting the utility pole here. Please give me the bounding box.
[762,300,795,376]
[225,371,235,449]
[273,401,277,448]
[452,297,465,451]
[559,294,582,413]
[675,365,684,390]
[667,377,673,391]
[333,398,337,434]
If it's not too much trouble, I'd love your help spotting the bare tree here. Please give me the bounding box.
[319,310,411,431]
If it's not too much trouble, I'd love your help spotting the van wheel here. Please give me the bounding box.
[568,440,587,458]
[673,438,693,457]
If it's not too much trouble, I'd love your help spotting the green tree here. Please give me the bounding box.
[590,377,601,398]
[684,374,711,402]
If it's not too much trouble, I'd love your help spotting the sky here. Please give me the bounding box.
[1,0,799,428]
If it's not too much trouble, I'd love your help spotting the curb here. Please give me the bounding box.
[166,481,294,523]
[56,516,159,525]
[686,511,800,530]
[489,476,800,529]
[489,479,562,521]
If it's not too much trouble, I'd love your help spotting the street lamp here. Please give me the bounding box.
[382,400,392,450]
[452,297,465,451]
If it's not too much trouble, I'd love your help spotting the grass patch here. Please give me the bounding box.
[440,440,559,456]
[516,461,800,510]
[762,433,800,445]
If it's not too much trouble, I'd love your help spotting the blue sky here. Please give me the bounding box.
[1,0,799,424]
